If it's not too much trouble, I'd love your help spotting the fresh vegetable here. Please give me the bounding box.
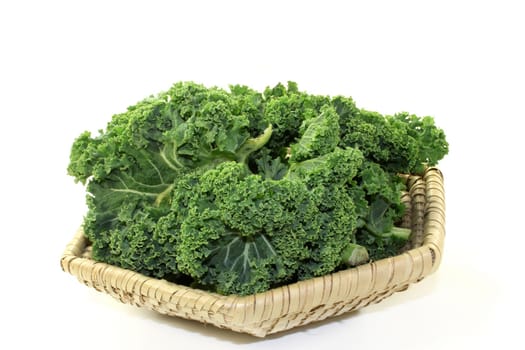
[68,81,448,295]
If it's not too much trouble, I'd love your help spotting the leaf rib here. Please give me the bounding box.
[109,188,159,197]
[160,146,183,170]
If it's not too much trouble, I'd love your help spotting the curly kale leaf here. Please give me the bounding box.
[389,112,449,172]
[339,108,419,174]
[173,162,318,295]
[290,104,340,162]
[332,96,448,174]
[286,148,364,277]
[228,84,265,133]
[349,161,409,260]
[172,147,364,295]
[287,147,363,190]
[81,152,179,277]
[262,84,330,156]
[68,82,270,278]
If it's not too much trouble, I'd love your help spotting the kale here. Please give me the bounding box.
[68,81,448,295]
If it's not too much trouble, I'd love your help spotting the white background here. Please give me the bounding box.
[1,0,523,349]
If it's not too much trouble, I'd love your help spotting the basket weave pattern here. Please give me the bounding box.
[61,168,445,337]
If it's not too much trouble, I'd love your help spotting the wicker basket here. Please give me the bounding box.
[61,168,445,337]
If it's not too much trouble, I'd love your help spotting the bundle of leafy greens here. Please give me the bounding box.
[68,82,448,295]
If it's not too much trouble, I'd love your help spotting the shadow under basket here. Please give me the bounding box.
[61,168,445,337]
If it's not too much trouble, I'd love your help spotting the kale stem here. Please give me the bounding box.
[389,226,411,240]
[365,224,411,240]
[341,243,369,267]
[154,184,174,206]
[235,125,273,163]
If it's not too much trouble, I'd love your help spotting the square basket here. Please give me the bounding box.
[61,168,445,337]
